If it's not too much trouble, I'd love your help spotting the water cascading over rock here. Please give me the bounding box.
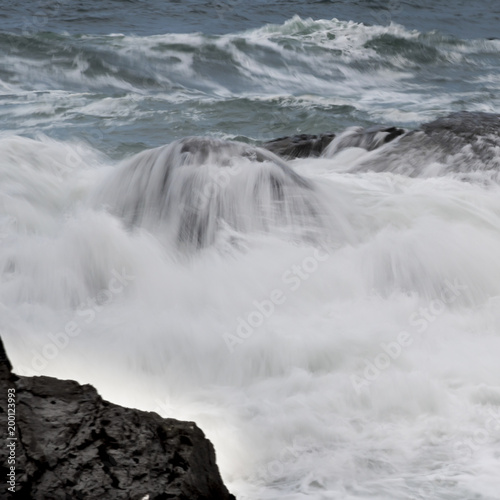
[93,137,326,248]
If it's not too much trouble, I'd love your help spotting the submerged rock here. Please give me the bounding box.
[264,112,500,162]
[0,337,235,500]
[93,136,326,248]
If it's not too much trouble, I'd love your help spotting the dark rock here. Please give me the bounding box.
[0,336,13,382]
[346,112,500,176]
[263,126,406,160]
[421,111,500,142]
[373,126,406,145]
[263,133,336,159]
[0,337,235,500]
[415,112,500,170]
[263,113,500,164]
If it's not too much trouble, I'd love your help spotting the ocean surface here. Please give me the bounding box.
[2,1,500,499]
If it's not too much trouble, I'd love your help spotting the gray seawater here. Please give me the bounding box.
[1,0,500,155]
[2,2,500,500]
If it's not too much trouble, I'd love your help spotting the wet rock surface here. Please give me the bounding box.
[263,112,500,162]
[263,133,336,159]
[421,111,500,139]
[262,112,500,176]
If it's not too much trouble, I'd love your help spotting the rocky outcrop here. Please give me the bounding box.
[343,112,500,175]
[263,113,500,162]
[262,112,500,175]
[418,112,500,163]
[262,127,406,160]
[263,133,336,159]
[421,111,500,140]
[0,337,235,500]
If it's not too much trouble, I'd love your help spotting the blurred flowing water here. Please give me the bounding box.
[2,1,500,499]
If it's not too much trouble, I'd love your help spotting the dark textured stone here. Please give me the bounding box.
[0,336,13,382]
[416,112,500,165]
[262,112,500,176]
[0,337,235,500]
[263,133,336,159]
[345,112,500,176]
[421,111,500,139]
[368,126,406,145]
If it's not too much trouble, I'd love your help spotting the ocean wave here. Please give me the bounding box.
[1,17,497,94]
[0,17,498,150]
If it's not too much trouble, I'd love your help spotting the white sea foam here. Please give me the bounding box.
[2,134,500,499]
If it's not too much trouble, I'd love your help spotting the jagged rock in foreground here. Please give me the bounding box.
[0,337,235,500]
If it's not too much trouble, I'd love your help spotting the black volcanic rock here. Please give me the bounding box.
[263,133,336,159]
[0,337,235,500]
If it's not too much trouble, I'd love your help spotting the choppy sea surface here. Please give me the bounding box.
[2,1,500,499]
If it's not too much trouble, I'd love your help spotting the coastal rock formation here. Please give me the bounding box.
[0,337,235,500]
[263,127,405,160]
[263,133,336,159]
[345,112,500,175]
[262,112,500,176]
[421,111,500,140]
[418,112,500,163]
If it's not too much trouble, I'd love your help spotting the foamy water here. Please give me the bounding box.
[2,4,500,497]
[2,130,500,499]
